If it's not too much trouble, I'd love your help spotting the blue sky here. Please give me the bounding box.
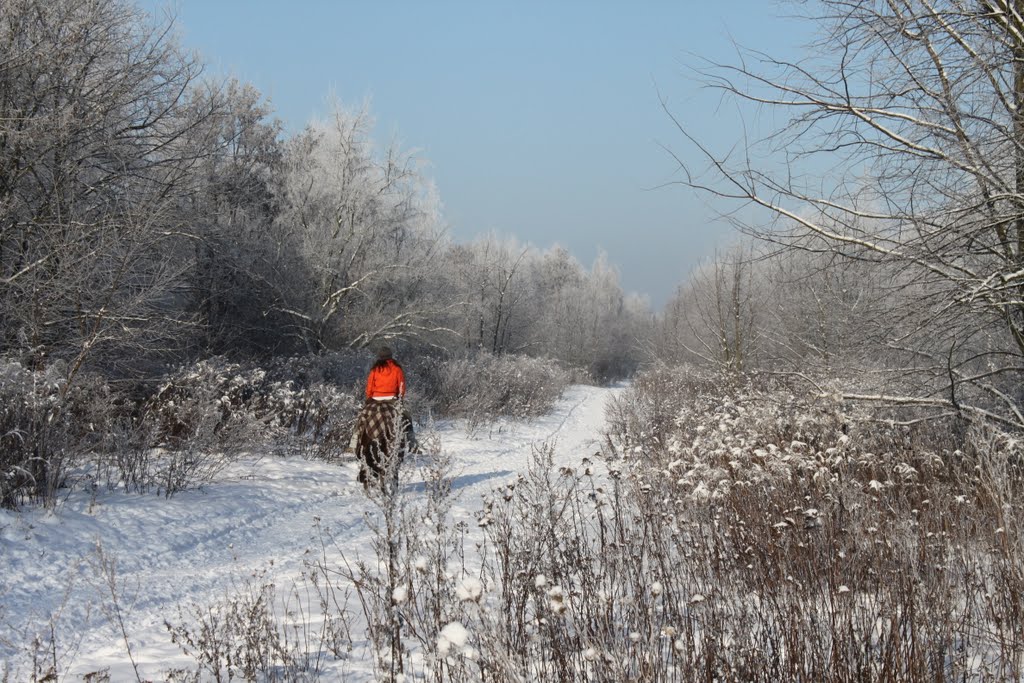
[143,1,810,308]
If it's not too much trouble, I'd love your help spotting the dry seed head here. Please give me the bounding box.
[456,576,484,602]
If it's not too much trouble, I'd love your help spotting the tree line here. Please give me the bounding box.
[0,0,648,387]
[10,0,1016,439]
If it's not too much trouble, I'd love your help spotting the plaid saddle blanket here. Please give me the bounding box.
[356,400,400,447]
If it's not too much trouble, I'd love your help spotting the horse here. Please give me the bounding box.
[354,399,412,489]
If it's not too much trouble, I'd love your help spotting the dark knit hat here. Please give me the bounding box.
[376,346,393,360]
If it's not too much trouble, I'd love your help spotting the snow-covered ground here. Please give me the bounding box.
[0,384,622,681]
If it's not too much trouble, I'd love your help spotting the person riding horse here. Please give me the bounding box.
[354,346,416,487]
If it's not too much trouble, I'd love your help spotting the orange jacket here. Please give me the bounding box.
[366,360,406,400]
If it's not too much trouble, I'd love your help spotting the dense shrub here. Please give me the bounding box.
[0,360,113,508]
[577,364,1024,681]
[413,352,576,426]
[0,354,367,505]
[140,356,361,477]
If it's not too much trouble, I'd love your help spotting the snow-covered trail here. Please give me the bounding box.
[0,384,623,680]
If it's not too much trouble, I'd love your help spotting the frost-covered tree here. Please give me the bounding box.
[445,234,531,354]
[534,250,644,380]
[0,0,646,385]
[272,103,448,351]
[437,238,645,378]
[759,248,877,374]
[185,79,287,354]
[0,0,220,379]
[652,245,764,372]
[670,0,1024,428]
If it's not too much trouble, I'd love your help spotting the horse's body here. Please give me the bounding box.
[354,399,410,487]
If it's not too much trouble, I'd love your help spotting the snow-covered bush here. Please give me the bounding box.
[131,358,267,495]
[416,352,574,428]
[145,355,360,462]
[433,415,1022,680]
[165,566,349,681]
[146,357,266,449]
[0,359,112,508]
[585,364,1024,681]
[259,352,366,460]
[80,355,363,496]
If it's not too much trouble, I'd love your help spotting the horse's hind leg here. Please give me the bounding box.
[356,436,382,486]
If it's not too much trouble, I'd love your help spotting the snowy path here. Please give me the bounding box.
[0,384,622,681]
